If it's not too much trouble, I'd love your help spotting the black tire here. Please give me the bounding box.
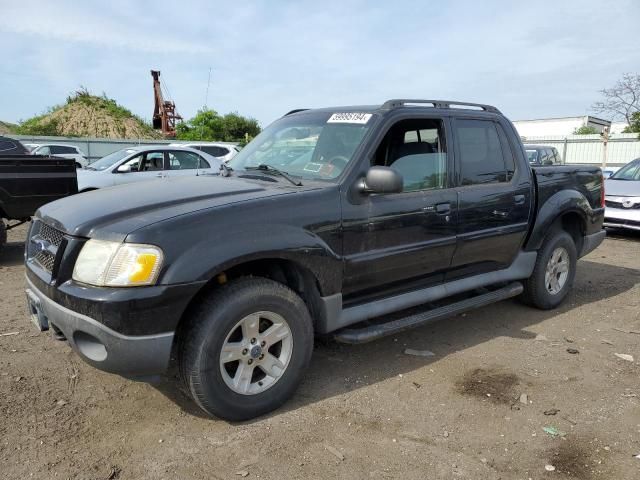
[179,277,314,421]
[520,229,577,310]
[0,221,6,252]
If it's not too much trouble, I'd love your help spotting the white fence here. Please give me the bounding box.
[10,135,238,163]
[521,133,640,167]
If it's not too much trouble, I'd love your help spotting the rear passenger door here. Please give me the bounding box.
[447,118,532,279]
[166,151,210,177]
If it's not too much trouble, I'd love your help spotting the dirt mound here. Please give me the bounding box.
[0,120,17,135]
[15,90,163,140]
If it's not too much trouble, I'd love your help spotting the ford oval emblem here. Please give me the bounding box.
[622,200,633,208]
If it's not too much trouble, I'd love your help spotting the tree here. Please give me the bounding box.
[176,108,260,143]
[622,111,640,136]
[573,125,598,135]
[592,73,640,124]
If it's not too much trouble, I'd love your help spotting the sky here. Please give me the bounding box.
[1,0,639,127]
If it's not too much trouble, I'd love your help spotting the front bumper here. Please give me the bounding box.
[604,207,640,231]
[26,276,175,377]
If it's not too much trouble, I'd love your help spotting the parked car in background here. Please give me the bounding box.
[171,142,239,161]
[525,145,564,166]
[602,166,621,179]
[0,135,29,155]
[24,143,88,168]
[76,145,222,191]
[604,158,640,231]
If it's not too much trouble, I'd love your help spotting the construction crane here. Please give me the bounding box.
[151,70,182,137]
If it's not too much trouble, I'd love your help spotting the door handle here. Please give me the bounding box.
[435,203,451,215]
[514,194,526,205]
[156,173,165,178]
[492,210,509,218]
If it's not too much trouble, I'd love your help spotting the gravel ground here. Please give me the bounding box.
[1,224,639,480]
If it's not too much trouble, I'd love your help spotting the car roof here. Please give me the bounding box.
[33,143,79,147]
[169,142,235,147]
[525,145,556,150]
[117,144,220,161]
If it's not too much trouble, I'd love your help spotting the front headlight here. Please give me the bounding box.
[72,240,164,287]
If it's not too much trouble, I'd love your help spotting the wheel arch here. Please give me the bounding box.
[525,190,590,252]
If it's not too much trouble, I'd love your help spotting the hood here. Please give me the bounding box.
[37,175,300,241]
[605,178,640,197]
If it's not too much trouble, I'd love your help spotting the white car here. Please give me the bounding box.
[604,158,640,231]
[170,142,239,162]
[25,143,88,168]
[77,145,222,192]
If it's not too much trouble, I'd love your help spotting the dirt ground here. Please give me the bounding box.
[1,224,639,480]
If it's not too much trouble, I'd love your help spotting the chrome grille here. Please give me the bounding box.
[28,221,65,274]
[605,200,640,209]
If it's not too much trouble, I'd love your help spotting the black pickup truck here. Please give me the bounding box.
[0,155,77,250]
[24,100,605,420]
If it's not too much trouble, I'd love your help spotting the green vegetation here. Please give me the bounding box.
[623,111,640,138]
[176,108,260,144]
[573,125,599,135]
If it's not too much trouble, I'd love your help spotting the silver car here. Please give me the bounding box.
[77,145,221,192]
[604,158,640,231]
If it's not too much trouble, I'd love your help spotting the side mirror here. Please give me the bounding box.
[359,166,403,194]
[117,164,131,173]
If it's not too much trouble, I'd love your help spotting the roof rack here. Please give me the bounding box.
[381,99,500,114]
[284,108,309,116]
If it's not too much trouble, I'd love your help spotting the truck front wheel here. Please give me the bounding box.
[179,277,314,421]
[521,230,577,310]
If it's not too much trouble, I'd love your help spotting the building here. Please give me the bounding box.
[513,115,610,138]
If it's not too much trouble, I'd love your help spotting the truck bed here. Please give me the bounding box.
[0,156,78,220]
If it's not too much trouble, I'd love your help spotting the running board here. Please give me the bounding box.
[333,282,523,344]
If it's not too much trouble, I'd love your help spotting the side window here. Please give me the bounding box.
[455,119,509,185]
[168,151,206,170]
[496,124,516,180]
[372,118,447,192]
[543,149,554,165]
[121,152,164,172]
[52,145,77,154]
[38,146,51,156]
[201,146,228,157]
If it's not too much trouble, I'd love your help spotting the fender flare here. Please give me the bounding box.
[525,189,591,251]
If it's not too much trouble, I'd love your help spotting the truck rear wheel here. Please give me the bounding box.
[521,230,577,310]
[179,277,314,421]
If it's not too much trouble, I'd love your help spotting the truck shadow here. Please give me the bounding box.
[154,257,639,422]
[0,241,25,267]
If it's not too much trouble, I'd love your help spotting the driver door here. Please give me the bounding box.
[341,116,458,299]
[113,151,167,185]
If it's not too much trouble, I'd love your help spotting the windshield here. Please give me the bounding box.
[88,149,137,171]
[526,150,538,163]
[228,111,375,181]
[610,160,640,181]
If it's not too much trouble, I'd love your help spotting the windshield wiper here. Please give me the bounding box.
[245,164,303,186]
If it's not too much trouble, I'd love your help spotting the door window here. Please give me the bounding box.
[121,152,164,172]
[373,119,447,192]
[200,146,229,157]
[455,119,510,185]
[37,146,51,155]
[168,151,209,169]
[50,145,76,154]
